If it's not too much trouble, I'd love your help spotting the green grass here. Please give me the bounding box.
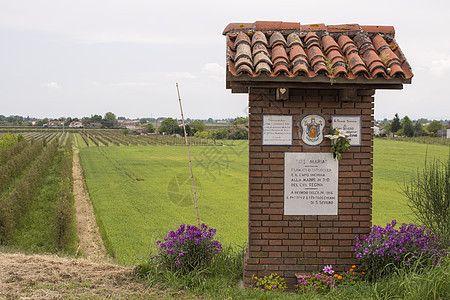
[80,138,449,265]
[372,138,449,226]
[79,141,248,265]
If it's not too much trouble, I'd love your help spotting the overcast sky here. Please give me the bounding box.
[1,0,449,121]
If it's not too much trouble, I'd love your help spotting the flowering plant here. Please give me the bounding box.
[324,126,350,161]
[354,220,448,279]
[296,271,336,294]
[250,273,287,292]
[152,223,222,273]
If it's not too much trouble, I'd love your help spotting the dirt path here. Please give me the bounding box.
[73,148,111,262]
[0,253,168,299]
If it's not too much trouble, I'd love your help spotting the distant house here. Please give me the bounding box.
[48,121,64,127]
[373,126,380,136]
[121,122,137,131]
[69,121,83,128]
[438,125,450,138]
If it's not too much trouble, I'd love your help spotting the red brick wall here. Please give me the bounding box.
[245,87,375,287]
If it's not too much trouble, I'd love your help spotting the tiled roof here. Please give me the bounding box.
[223,21,413,85]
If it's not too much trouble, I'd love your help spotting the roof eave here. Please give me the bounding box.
[226,71,410,93]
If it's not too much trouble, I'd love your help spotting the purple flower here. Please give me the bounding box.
[323,265,334,274]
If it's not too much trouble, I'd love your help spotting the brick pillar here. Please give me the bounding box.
[245,87,375,287]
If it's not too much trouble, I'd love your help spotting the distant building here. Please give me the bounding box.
[48,121,64,127]
[69,121,83,128]
[373,126,380,135]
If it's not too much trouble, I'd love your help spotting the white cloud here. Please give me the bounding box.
[429,57,450,77]
[202,63,225,81]
[41,82,60,89]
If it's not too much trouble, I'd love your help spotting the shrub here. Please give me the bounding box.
[250,273,287,292]
[152,223,222,273]
[0,133,18,150]
[402,155,449,244]
[354,220,448,280]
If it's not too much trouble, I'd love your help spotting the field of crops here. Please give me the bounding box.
[1,128,213,148]
[0,137,77,254]
[78,138,449,265]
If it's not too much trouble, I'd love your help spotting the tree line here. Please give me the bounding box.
[381,114,447,137]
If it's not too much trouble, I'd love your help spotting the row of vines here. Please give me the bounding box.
[0,137,78,254]
[1,128,215,147]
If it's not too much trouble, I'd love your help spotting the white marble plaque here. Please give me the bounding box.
[284,153,338,215]
[331,116,361,146]
[263,115,293,145]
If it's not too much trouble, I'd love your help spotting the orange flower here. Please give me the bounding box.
[338,275,342,279]
[362,272,366,275]
[334,274,338,278]
[352,265,356,268]
[349,268,354,272]
[353,272,356,275]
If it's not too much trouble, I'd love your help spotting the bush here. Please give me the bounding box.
[402,155,450,244]
[152,223,222,273]
[354,220,448,280]
[0,133,18,150]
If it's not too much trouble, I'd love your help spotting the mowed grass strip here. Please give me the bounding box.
[79,141,248,265]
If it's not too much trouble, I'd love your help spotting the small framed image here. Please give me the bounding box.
[262,115,293,145]
[331,115,362,146]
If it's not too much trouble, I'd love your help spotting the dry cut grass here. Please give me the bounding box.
[0,253,186,299]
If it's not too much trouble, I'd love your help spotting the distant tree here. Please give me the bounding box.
[427,121,444,137]
[391,113,401,133]
[232,116,248,126]
[189,120,206,133]
[91,114,103,122]
[228,125,248,139]
[65,117,73,126]
[146,123,155,133]
[402,116,414,137]
[36,118,49,126]
[207,118,215,123]
[414,122,424,136]
[158,118,180,134]
[81,117,91,125]
[382,122,392,135]
[214,128,228,139]
[140,118,148,124]
[103,112,118,128]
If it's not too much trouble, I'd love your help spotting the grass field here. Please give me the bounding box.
[80,141,248,264]
[372,139,448,225]
[79,138,449,265]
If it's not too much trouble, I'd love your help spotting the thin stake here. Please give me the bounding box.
[176,83,200,227]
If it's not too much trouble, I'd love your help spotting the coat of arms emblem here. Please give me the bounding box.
[301,115,325,146]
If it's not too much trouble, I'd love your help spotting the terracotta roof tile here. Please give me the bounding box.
[224,21,413,84]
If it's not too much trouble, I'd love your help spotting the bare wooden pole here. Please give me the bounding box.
[176,83,200,227]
